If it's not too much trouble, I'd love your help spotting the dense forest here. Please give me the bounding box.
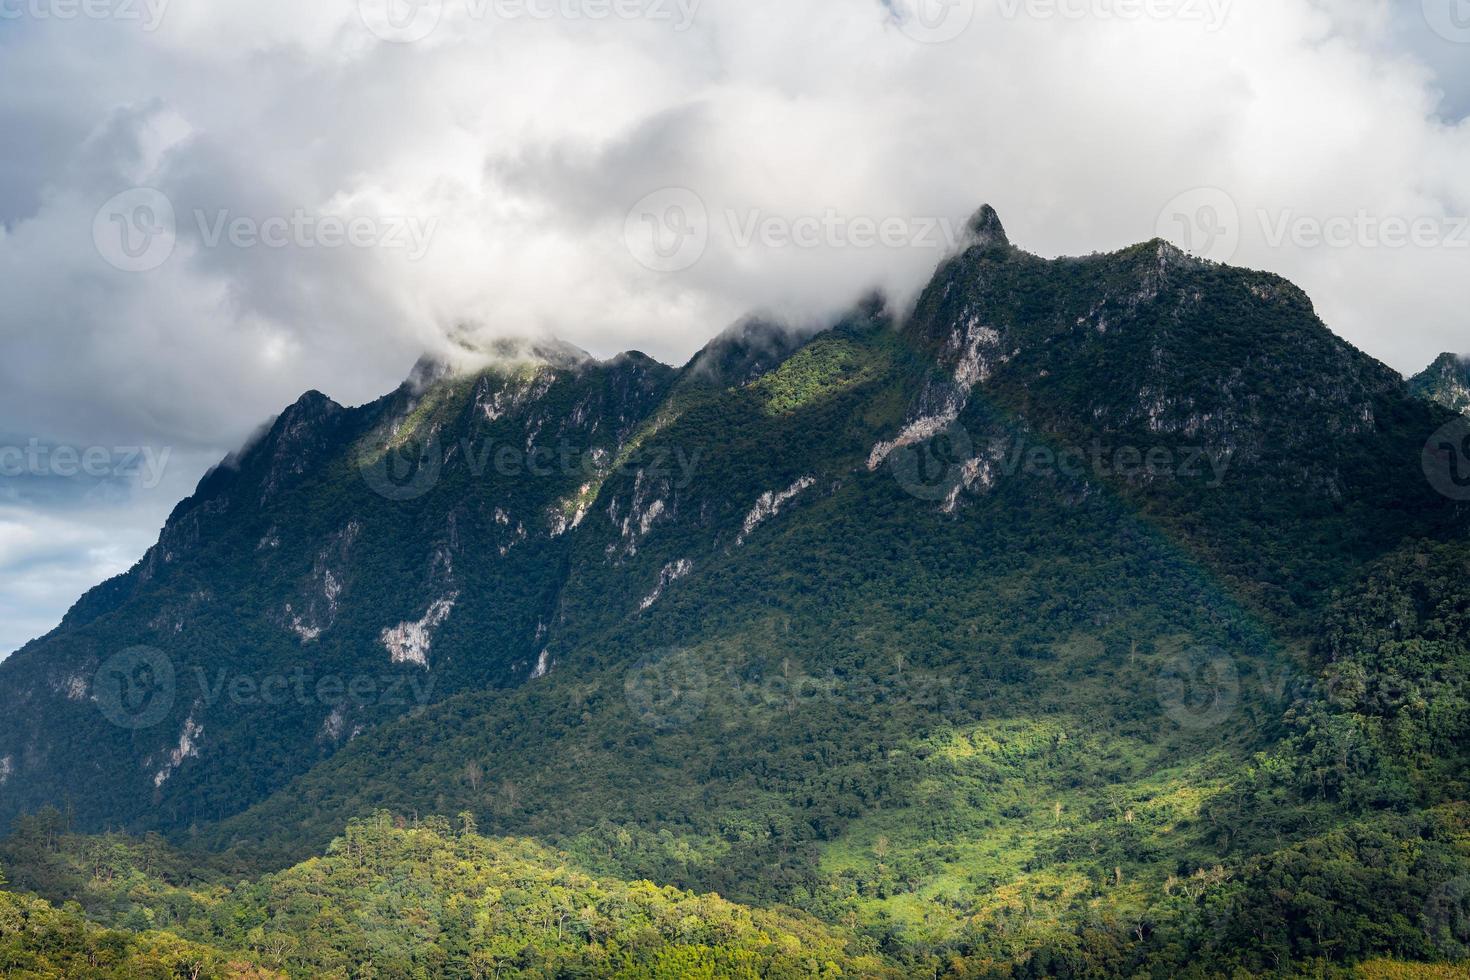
[2,220,1468,976]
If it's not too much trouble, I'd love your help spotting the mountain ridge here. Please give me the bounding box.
[3,206,1460,832]
[3,206,1469,977]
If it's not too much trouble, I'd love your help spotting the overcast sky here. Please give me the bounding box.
[1,0,1468,656]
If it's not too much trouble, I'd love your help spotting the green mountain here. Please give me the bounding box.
[0,813,890,979]
[1410,353,1470,416]
[0,339,677,831]
[3,207,1469,977]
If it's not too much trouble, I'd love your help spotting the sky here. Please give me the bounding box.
[1,0,1468,656]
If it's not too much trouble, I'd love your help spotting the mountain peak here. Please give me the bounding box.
[965,204,1009,250]
[1409,351,1470,415]
[282,389,339,419]
[408,337,596,391]
[680,317,815,388]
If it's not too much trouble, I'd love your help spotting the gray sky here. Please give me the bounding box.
[2,0,1468,656]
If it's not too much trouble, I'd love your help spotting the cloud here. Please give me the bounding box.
[0,505,145,653]
[0,445,214,657]
[0,0,1468,647]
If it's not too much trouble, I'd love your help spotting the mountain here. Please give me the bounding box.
[0,343,677,830]
[2,206,1468,977]
[679,315,821,389]
[1,813,892,978]
[1410,352,1470,416]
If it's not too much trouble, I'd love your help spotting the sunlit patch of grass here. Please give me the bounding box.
[1355,961,1470,979]
[751,338,891,416]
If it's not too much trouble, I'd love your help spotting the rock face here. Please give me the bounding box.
[1410,352,1470,416]
[737,478,816,546]
[965,203,1010,250]
[380,595,458,667]
[0,207,1461,842]
[0,344,677,831]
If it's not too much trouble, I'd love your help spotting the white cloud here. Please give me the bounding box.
[0,447,217,658]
